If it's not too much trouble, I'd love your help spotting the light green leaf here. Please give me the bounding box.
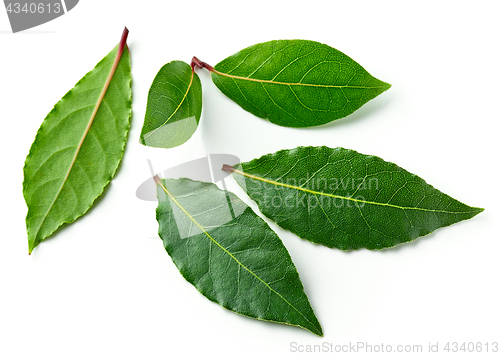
[224,146,483,250]
[155,177,322,336]
[140,61,202,148]
[209,40,390,127]
[23,28,132,254]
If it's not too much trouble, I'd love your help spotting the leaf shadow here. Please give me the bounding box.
[303,227,442,256]
[302,92,394,131]
[374,230,444,254]
[214,294,322,337]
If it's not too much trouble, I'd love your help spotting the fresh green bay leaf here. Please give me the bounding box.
[140,61,202,148]
[209,40,390,127]
[23,28,132,254]
[155,177,322,336]
[224,146,483,250]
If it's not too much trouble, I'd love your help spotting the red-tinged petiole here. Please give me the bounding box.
[191,56,214,72]
[118,27,129,56]
[221,164,235,173]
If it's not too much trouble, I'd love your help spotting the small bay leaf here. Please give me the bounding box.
[140,61,202,148]
[155,177,322,336]
[224,146,483,250]
[209,40,390,127]
[23,28,132,254]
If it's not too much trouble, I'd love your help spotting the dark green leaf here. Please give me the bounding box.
[210,40,390,127]
[155,177,322,336]
[140,61,202,148]
[23,29,132,254]
[224,146,483,250]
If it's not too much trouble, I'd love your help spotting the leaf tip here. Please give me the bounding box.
[312,323,323,337]
[380,81,391,92]
[28,240,36,255]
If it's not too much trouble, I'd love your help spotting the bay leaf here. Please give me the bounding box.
[208,40,390,127]
[140,61,202,148]
[155,177,322,336]
[224,146,483,250]
[23,28,132,254]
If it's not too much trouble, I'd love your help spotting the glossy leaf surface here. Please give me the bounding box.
[211,40,390,127]
[23,29,132,253]
[140,61,202,148]
[226,146,483,250]
[155,177,322,336]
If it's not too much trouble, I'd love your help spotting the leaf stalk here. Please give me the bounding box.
[191,56,214,72]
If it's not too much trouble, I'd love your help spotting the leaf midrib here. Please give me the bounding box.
[231,168,477,215]
[212,68,388,90]
[157,180,321,335]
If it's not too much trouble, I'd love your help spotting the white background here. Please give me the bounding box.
[1,1,499,355]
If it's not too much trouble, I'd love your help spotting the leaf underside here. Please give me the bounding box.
[229,146,483,250]
[211,39,391,128]
[140,61,202,148]
[156,178,322,336]
[23,44,132,253]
